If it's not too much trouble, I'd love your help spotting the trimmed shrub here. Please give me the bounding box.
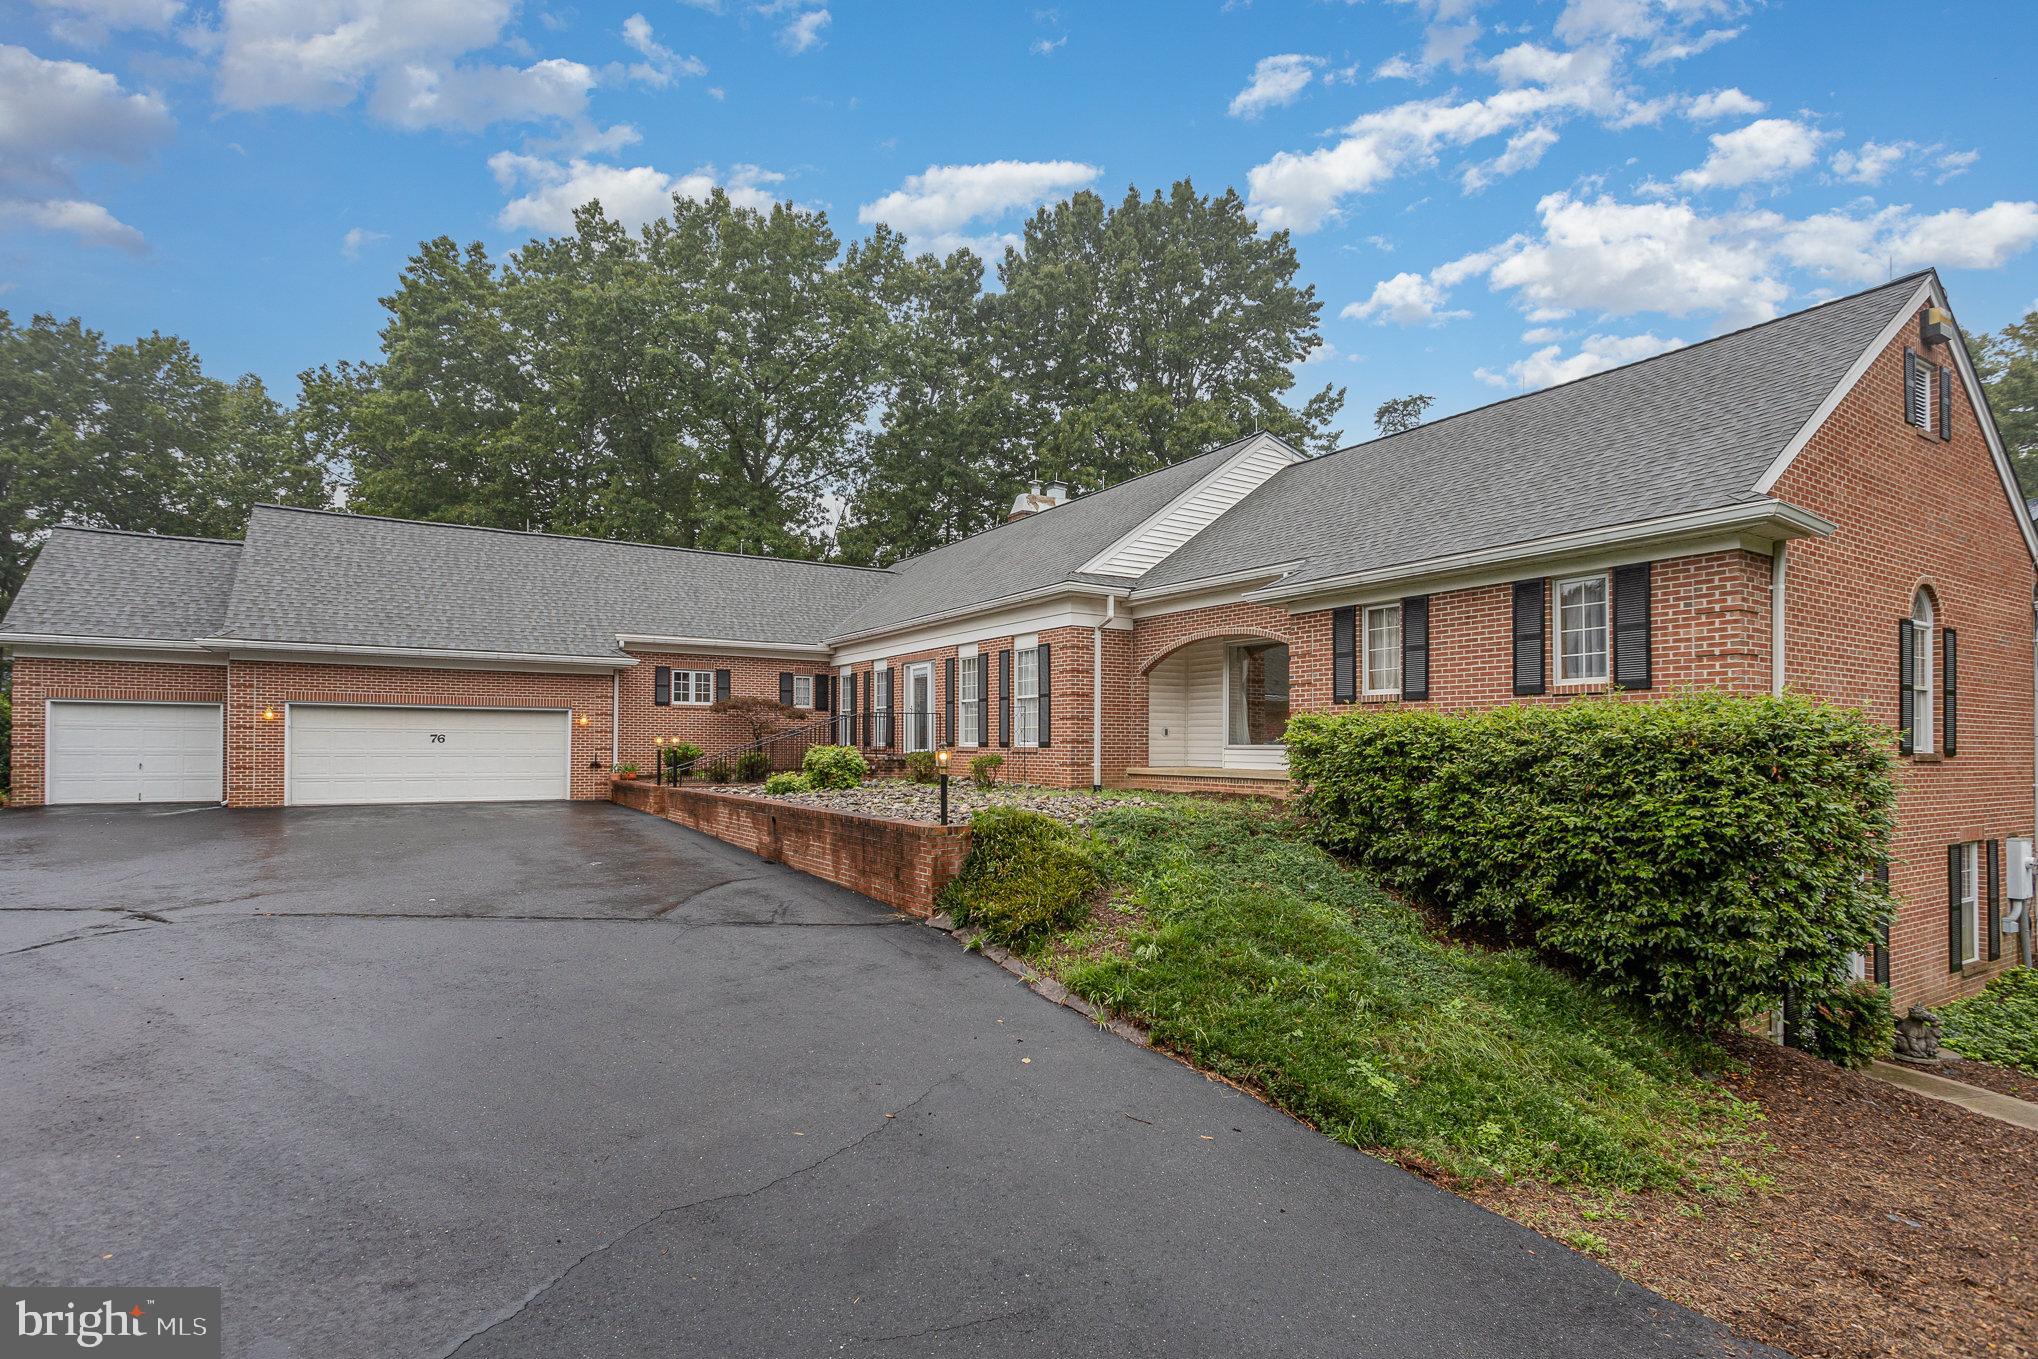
[802,744,868,790]
[938,807,1100,948]
[701,759,733,784]
[763,771,812,795]
[1795,979,1895,1069]
[734,750,771,782]
[1285,692,1896,1030]
[904,751,938,784]
[1939,968,2038,1074]
[969,753,1004,788]
[664,742,703,774]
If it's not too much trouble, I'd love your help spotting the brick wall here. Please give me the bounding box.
[617,650,833,774]
[225,660,617,806]
[1773,307,2037,1007]
[623,782,971,915]
[8,656,229,807]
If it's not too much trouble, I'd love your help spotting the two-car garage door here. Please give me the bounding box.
[286,705,571,805]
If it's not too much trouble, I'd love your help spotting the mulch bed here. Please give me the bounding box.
[1461,1036,2038,1359]
[760,780,1152,826]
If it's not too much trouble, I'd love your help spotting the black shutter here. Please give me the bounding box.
[1401,596,1429,701]
[1897,621,1915,756]
[1331,606,1357,704]
[945,657,957,746]
[1512,579,1546,696]
[1037,643,1052,747]
[713,669,732,702]
[1873,859,1892,987]
[1904,347,1920,426]
[977,655,991,747]
[654,666,671,706]
[818,674,834,712]
[998,649,1012,747]
[862,669,873,747]
[1950,843,1965,972]
[1989,839,2003,961]
[1941,627,1958,757]
[1939,363,1953,442]
[1611,562,1652,690]
[778,672,794,706]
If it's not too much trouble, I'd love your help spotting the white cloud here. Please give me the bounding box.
[858,160,1100,249]
[1476,331,1682,389]
[340,225,387,259]
[491,153,784,233]
[779,7,829,54]
[1344,271,1466,325]
[1461,125,1558,192]
[1937,149,1980,183]
[1829,139,1909,186]
[1683,87,1763,122]
[1639,25,1739,66]
[368,57,595,131]
[0,44,173,183]
[28,0,183,43]
[0,196,145,252]
[620,13,705,86]
[1373,55,1422,80]
[1031,35,1067,55]
[1675,117,1827,191]
[1229,54,1321,118]
[1552,0,1741,65]
[1878,202,2038,276]
[1520,325,1566,343]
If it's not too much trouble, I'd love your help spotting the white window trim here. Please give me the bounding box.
[1223,640,1292,748]
[673,669,714,705]
[792,674,814,709]
[1911,591,1935,755]
[1553,573,1611,686]
[1960,841,1981,965]
[1362,603,1402,697]
[1015,648,1041,748]
[959,654,982,747]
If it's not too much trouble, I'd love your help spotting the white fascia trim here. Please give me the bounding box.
[1078,434,1308,579]
[1126,562,1304,607]
[195,637,637,671]
[1752,278,1934,496]
[1246,501,1836,607]
[0,632,215,652]
[615,634,832,660]
[825,581,1131,648]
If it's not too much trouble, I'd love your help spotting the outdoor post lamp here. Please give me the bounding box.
[654,735,666,785]
[935,748,952,825]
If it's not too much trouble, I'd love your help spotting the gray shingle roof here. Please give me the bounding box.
[1136,273,1927,595]
[1,527,241,642]
[826,434,1273,639]
[218,506,887,658]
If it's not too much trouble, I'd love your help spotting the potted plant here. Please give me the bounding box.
[614,763,641,781]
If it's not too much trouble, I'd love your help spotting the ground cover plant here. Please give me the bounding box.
[1938,967,2038,1074]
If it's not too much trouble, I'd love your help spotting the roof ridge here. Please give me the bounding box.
[1303,270,1935,469]
[246,503,897,575]
[50,524,244,547]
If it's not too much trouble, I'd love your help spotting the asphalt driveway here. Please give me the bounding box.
[0,803,1772,1358]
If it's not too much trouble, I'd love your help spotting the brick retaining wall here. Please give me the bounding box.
[610,779,970,916]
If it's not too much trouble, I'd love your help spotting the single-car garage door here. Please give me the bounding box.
[47,700,225,804]
[287,705,572,806]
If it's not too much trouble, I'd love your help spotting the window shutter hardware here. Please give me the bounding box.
[1511,579,1546,696]
[1331,606,1357,703]
[654,666,671,706]
[1941,627,1957,757]
[1905,348,1927,430]
[1611,562,1653,690]
[1400,596,1429,701]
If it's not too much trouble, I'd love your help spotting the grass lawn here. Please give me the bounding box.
[959,797,2038,1359]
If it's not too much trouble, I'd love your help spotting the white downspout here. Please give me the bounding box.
[1093,596,1114,791]
[611,671,620,771]
[1770,541,1788,696]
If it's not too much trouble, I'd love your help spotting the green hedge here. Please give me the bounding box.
[938,807,1100,948]
[1285,692,1896,1030]
[801,744,868,790]
[1940,968,2038,1074]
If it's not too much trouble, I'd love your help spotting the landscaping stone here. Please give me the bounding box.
[755,779,1156,826]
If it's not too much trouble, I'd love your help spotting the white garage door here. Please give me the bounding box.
[47,700,224,804]
[287,705,571,806]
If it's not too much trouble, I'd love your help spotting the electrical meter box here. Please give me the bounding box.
[2006,838,2035,902]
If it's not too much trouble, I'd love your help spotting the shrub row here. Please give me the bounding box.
[1285,692,1897,1031]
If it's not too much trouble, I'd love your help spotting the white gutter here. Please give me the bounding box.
[1771,541,1789,696]
[1123,562,1305,605]
[0,633,215,651]
[614,633,832,659]
[193,637,638,669]
[611,671,621,771]
[826,580,1131,648]
[1245,501,1838,607]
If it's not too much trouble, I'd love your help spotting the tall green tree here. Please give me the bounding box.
[989,180,1344,493]
[1968,308,2038,496]
[0,311,330,618]
[1373,393,1434,437]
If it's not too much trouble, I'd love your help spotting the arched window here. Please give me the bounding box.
[1910,588,1935,754]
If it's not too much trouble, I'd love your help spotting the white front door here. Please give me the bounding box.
[46,700,224,804]
[905,663,934,752]
[287,704,571,806]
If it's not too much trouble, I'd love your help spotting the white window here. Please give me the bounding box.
[837,672,852,743]
[960,656,982,746]
[1363,604,1401,696]
[792,675,813,709]
[1555,574,1609,685]
[675,669,714,705]
[1226,641,1291,745]
[1907,355,1934,433]
[1015,649,1040,747]
[1958,841,1981,965]
[1910,589,1935,754]
[874,669,892,747]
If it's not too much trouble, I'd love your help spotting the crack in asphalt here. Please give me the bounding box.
[438,1070,967,1358]
[848,1309,1040,1346]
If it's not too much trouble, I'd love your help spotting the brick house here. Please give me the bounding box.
[5,271,2031,1005]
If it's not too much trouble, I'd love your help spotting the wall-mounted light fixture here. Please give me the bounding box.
[261,708,277,721]
[575,713,589,727]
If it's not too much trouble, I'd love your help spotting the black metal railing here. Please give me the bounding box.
[652,708,954,785]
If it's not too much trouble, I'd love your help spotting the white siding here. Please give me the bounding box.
[1085,437,1302,578]
[1144,637,1291,771]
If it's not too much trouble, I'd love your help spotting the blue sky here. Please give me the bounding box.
[5,0,2037,439]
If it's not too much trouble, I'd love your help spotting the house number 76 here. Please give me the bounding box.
[429,733,446,743]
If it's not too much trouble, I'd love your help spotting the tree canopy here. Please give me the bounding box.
[1969,307,2038,496]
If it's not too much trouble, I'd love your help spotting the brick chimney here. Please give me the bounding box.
[1006,481,1069,523]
